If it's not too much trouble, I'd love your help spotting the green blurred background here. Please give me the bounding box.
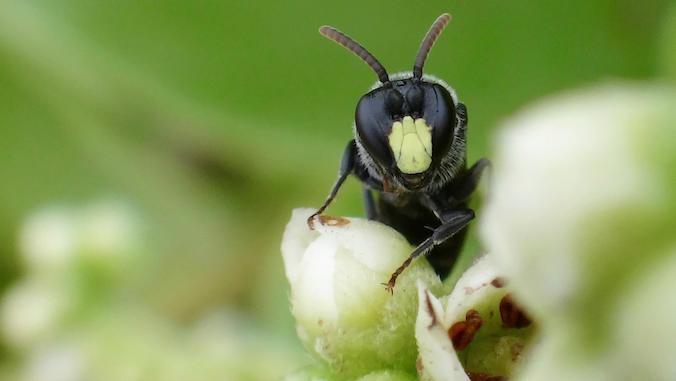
[0,1,674,380]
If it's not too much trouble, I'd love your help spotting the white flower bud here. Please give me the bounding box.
[0,278,72,348]
[18,200,139,277]
[25,341,86,381]
[614,246,676,380]
[4,200,141,350]
[482,84,676,323]
[480,83,676,380]
[19,207,77,274]
[281,208,442,379]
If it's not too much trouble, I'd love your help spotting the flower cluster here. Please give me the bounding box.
[282,83,676,381]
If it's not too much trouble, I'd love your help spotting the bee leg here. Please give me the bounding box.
[363,187,378,220]
[307,140,357,229]
[450,158,491,205]
[384,208,474,293]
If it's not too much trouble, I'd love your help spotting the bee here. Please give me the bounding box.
[308,13,489,292]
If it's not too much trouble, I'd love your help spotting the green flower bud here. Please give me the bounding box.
[354,370,417,381]
[283,366,415,381]
[281,208,442,379]
[283,364,339,381]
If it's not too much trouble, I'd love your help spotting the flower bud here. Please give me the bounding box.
[18,200,139,279]
[281,208,441,379]
[481,83,676,380]
[354,370,417,381]
[0,278,73,348]
[416,255,534,381]
[3,200,141,349]
[482,84,676,324]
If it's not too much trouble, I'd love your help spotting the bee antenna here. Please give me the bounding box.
[319,25,390,84]
[413,13,451,79]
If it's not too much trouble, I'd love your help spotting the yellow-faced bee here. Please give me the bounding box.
[308,14,489,292]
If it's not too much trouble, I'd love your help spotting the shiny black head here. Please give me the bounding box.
[355,77,456,190]
[320,14,460,191]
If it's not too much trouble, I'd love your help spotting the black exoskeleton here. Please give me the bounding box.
[309,14,490,292]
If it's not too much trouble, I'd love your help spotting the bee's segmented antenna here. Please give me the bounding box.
[319,25,390,84]
[413,13,452,79]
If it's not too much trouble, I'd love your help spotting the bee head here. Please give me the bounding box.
[320,14,458,191]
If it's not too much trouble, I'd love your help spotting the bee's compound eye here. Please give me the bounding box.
[406,85,424,114]
[385,89,404,117]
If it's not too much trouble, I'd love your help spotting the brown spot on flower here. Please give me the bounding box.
[491,277,506,288]
[416,357,424,373]
[467,372,507,381]
[319,215,350,227]
[511,341,525,362]
[500,293,532,328]
[424,292,438,328]
[448,309,483,350]
[466,309,481,321]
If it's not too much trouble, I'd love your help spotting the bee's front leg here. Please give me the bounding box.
[384,208,474,293]
[307,140,357,229]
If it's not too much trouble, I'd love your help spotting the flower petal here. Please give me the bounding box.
[415,283,469,381]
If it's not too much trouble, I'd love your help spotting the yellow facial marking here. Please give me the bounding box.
[388,116,433,174]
